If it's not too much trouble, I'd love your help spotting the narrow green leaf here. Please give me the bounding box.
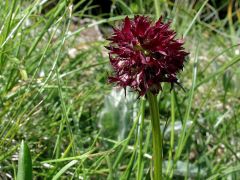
[136,98,145,180]
[196,56,240,89]
[17,140,32,180]
[183,0,209,38]
[52,160,78,180]
[170,43,199,178]
[116,0,133,15]
[153,0,160,19]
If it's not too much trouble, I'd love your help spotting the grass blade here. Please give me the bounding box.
[52,160,78,180]
[170,43,199,178]
[183,0,209,38]
[17,140,32,180]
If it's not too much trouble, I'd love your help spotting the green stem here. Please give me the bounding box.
[147,92,162,180]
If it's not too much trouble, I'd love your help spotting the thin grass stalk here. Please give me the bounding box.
[166,91,175,176]
[170,43,199,178]
[137,98,146,180]
[153,0,160,19]
[137,0,144,13]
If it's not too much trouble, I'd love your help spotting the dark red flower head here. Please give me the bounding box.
[106,16,188,96]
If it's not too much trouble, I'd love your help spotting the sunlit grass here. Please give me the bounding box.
[0,0,240,179]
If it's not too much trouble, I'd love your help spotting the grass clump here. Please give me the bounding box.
[0,0,240,179]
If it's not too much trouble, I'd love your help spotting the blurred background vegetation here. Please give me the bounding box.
[0,0,240,179]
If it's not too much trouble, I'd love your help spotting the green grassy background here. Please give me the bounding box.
[0,0,240,179]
